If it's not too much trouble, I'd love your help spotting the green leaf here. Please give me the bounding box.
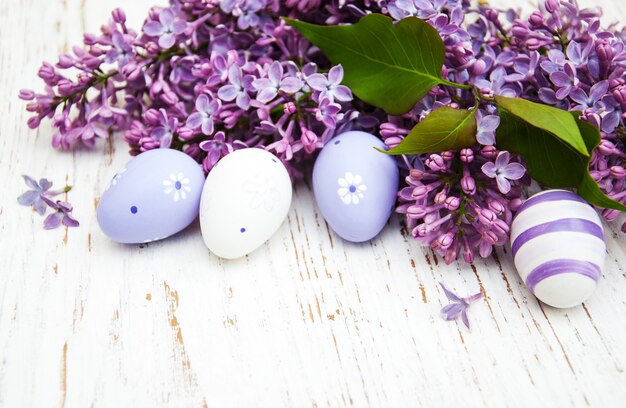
[578,173,626,212]
[284,14,447,115]
[574,117,626,211]
[496,108,587,187]
[384,107,477,155]
[496,107,626,212]
[494,95,589,156]
[574,112,601,154]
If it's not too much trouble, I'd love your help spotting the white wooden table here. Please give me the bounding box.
[1,1,626,407]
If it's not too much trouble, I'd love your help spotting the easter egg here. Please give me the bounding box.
[312,130,399,242]
[510,189,606,308]
[97,149,205,244]
[199,148,292,259]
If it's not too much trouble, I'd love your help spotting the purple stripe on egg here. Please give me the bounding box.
[516,190,588,215]
[525,259,601,293]
[511,218,604,257]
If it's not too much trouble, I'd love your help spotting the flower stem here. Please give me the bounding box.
[46,185,73,196]
[55,71,116,110]
[441,79,472,91]
[472,87,496,103]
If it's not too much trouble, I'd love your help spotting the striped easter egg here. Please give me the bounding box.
[510,189,605,308]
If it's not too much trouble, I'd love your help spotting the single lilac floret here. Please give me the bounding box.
[439,282,483,329]
[252,61,304,104]
[315,97,342,129]
[569,80,608,111]
[481,151,526,194]
[105,31,134,66]
[476,113,500,146]
[150,110,177,148]
[550,62,579,100]
[566,40,592,67]
[221,0,264,30]
[218,65,252,110]
[306,65,353,103]
[539,49,566,74]
[199,131,233,168]
[41,197,80,230]
[187,94,221,135]
[18,175,54,215]
[143,8,188,49]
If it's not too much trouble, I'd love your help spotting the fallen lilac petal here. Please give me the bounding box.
[43,212,63,229]
[17,190,39,206]
[461,309,470,329]
[439,282,462,302]
[439,282,483,329]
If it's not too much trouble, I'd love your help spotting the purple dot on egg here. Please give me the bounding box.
[240,227,246,233]
[349,185,356,193]
[130,206,138,214]
[271,158,277,163]
[334,140,341,145]
[175,181,182,190]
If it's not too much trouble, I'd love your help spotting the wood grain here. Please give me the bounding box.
[1,0,625,407]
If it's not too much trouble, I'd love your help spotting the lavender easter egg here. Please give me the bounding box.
[199,148,292,259]
[97,149,205,244]
[312,131,399,242]
[510,190,606,308]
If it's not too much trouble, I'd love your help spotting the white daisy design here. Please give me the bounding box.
[243,173,280,211]
[163,172,191,202]
[337,172,367,205]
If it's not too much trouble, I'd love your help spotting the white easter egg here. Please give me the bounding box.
[510,189,606,308]
[199,148,292,259]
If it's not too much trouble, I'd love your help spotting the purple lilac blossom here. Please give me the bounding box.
[217,65,253,110]
[475,113,500,146]
[18,175,55,215]
[199,131,233,171]
[143,8,188,49]
[481,151,526,194]
[439,282,483,329]
[41,197,80,230]
[252,61,304,104]
[306,65,353,103]
[106,31,134,66]
[187,94,221,135]
[20,2,360,179]
[18,175,78,229]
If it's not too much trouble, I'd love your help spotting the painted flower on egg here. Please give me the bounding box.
[244,173,280,211]
[163,172,191,202]
[337,172,367,205]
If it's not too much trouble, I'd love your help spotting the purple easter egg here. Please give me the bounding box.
[313,131,399,242]
[97,149,205,244]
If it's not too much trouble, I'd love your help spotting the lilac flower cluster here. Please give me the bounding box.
[378,0,626,262]
[19,1,370,178]
[395,147,524,264]
[20,0,626,262]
